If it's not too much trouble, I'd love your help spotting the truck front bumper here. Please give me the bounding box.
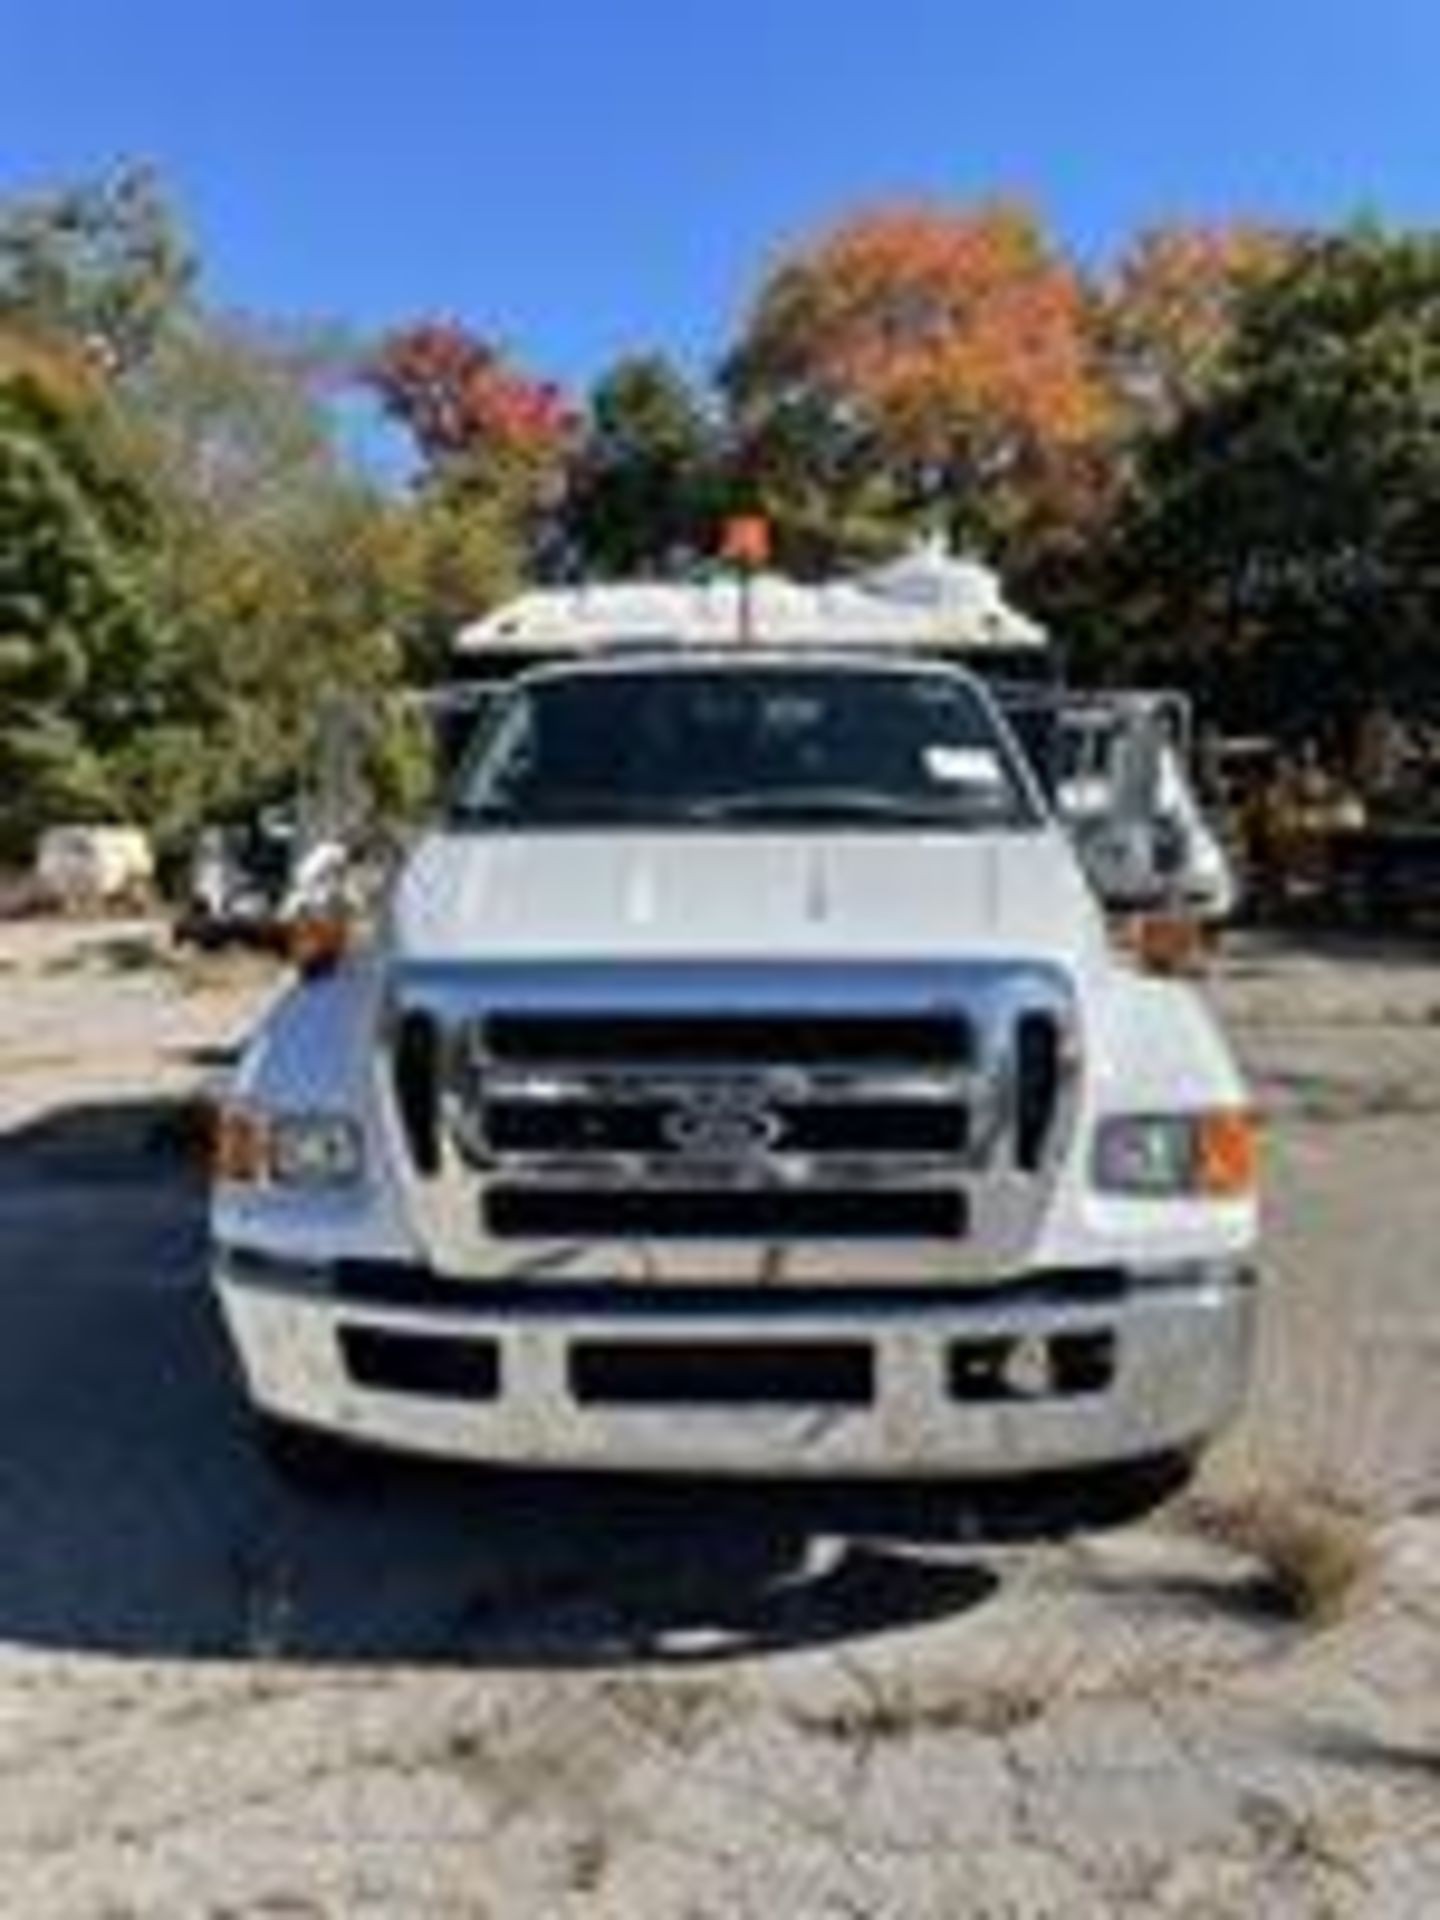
[214,1252,1256,1478]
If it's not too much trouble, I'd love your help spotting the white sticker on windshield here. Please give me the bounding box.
[924,746,1004,786]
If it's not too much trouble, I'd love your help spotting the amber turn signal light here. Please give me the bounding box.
[212,1106,268,1185]
[287,911,350,978]
[1196,1110,1259,1198]
[1117,910,1210,977]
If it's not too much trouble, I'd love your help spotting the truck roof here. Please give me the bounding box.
[453,542,1049,659]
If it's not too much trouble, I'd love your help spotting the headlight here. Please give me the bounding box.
[214,1106,365,1188]
[1092,1110,1256,1198]
[269,1111,366,1187]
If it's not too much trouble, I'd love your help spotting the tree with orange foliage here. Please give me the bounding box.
[367,322,578,593]
[722,202,1110,567]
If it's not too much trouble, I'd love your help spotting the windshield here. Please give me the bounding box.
[449,662,1041,831]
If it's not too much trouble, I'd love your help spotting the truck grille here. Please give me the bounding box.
[481,1095,968,1159]
[386,974,1073,1256]
[482,1010,972,1070]
[457,1006,976,1243]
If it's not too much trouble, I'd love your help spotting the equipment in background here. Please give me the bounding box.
[1057,693,1237,922]
[33,824,154,912]
[1215,715,1440,929]
[174,694,375,952]
[174,806,303,951]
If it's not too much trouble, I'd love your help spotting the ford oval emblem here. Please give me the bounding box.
[660,1087,785,1159]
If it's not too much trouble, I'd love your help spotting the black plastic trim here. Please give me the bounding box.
[569,1339,875,1407]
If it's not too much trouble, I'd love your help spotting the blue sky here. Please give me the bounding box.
[0,0,1434,392]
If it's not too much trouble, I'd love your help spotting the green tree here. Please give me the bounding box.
[0,164,193,375]
[0,334,162,857]
[127,313,353,531]
[124,316,427,847]
[375,488,523,680]
[562,354,720,575]
[1099,223,1295,438]
[1105,223,1440,729]
[0,171,521,862]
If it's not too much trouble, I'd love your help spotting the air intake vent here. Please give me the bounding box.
[1014,1010,1064,1171]
[569,1339,875,1406]
[392,1010,441,1175]
[340,1326,499,1400]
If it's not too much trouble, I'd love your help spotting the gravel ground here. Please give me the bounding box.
[0,918,1437,1918]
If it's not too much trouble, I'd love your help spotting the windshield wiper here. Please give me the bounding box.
[676,786,1007,827]
[449,786,1026,831]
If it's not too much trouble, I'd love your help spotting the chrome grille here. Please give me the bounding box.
[458,1007,976,1242]
[479,1094,968,1159]
[481,1009,974,1070]
[383,960,1077,1268]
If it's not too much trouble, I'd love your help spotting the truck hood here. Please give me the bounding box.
[389,829,1102,968]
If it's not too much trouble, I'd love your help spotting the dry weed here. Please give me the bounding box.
[1178,1485,1377,1628]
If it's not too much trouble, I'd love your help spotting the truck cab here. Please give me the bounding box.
[212,601,1258,1510]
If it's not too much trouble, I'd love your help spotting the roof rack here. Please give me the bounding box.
[453,542,1049,659]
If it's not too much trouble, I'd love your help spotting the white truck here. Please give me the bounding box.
[212,557,1258,1518]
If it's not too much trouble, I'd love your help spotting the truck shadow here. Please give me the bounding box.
[0,1097,1133,1670]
